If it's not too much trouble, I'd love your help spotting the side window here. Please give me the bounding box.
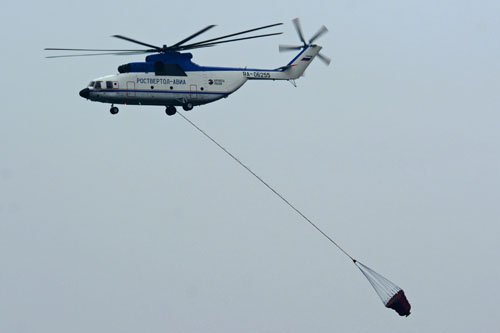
[88,81,95,87]
[94,81,102,89]
[106,81,113,89]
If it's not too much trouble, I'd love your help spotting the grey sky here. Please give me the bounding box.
[1,0,499,332]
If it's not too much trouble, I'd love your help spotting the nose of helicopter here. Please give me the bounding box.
[79,88,90,99]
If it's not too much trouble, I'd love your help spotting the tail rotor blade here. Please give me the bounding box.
[292,17,306,45]
[279,44,303,52]
[317,52,331,66]
[309,25,328,44]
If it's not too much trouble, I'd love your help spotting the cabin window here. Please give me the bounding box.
[106,81,113,89]
[94,81,102,89]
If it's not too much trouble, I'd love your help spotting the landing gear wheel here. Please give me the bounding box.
[165,106,177,116]
[110,106,119,115]
[182,102,194,111]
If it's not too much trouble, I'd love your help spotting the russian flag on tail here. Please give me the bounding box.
[301,56,312,61]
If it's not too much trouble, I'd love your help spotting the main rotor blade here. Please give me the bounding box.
[177,22,283,50]
[292,17,306,45]
[169,25,216,49]
[46,51,151,58]
[309,25,328,44]
[317,52,331,65]
[45,48,149,52]
[279,44,303,52]
[178,32,282,51]
[112,35,162,50]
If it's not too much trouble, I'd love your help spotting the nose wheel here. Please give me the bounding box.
[110,106,119,114]
[165,106,177,116]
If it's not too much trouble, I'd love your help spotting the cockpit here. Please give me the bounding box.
[88,81,102,89]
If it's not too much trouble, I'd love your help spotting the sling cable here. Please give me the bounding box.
[178,112,411,317]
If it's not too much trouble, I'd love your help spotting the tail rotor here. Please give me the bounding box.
[279,17,331,66]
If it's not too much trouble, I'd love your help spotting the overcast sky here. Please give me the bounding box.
[1,1,499,332]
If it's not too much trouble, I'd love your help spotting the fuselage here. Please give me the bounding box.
[78,45,322,110]
[81,70,248,107]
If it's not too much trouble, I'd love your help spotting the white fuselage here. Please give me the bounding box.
[86,70,248,106]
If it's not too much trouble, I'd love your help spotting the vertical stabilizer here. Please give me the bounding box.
[283,45,322,79]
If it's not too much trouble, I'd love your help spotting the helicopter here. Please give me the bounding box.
[45,18,330,116]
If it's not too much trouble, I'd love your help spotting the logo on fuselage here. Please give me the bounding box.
[208,79,225,86]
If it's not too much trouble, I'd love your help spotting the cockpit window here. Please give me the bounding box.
[88,81,95,87]
[106,81,113,89]
[94,81,102,89]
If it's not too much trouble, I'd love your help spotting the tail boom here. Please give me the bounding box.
[244,45,322,81]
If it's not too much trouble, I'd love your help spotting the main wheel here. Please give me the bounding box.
[110,106,119,114]
[165,106,177,116]
[182,102,194,111]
